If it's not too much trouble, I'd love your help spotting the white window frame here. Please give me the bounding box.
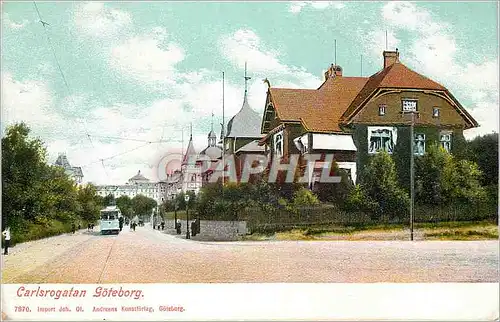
[378,104,386,116]
[433,107,440,118]
[402,99,418,113]
[440,132,452,152]
[274,131,284,158]
[367,126,397,154]
[414,133,426,156]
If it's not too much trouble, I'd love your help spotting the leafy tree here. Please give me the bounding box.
[116,195,134,219]
[2,122,48,230]
[103,194,115,206]
[358,151,410,219]
[465,133,498,186]
[416,144,487,205]
[131,195,157,217]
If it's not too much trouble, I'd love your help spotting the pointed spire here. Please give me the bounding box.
[190,122,193,140]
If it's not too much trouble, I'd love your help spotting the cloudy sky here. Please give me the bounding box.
[2,1,498,185]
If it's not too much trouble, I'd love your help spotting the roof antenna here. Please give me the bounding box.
[385,30,388,50]
[244,61,251,96]
[334,39,337,66]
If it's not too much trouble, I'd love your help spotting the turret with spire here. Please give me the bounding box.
[182,123,197,165]
[224,62,263,145]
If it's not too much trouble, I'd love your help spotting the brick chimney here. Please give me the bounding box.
[324,64,343,80]
[383,49,399,68]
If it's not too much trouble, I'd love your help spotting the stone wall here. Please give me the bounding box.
[163,219,248,241]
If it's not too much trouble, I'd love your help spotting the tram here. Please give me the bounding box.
[100,206,122,235]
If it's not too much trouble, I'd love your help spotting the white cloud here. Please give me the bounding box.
[74,2,132,38]
[220,29,322,88]
[110,31,184,87]
[289,1,345,14]
[1,72,58,130]
[363,2,498,137]
[2,13,29,30]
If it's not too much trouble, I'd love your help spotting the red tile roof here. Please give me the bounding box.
[266,59,477,133]
[269,76,368,132]
[342,62,446,121]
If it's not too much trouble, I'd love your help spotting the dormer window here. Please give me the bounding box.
[402,99,418,112]
[378,104,386,116]
[433,107,440,118]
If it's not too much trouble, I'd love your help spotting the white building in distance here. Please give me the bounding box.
[96,170,167,204]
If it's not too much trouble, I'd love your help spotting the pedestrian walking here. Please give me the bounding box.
[78,224,81,231]
[2,227,11,255]
[161,221,165,230]
[176,219,181,235]
[71,223,76,234]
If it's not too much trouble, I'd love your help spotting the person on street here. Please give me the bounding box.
[161,221,165,230]
[71,223,76,234]
[2,227,11,255]
[176,219,181,235]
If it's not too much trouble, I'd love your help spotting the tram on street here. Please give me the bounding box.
[100,206,122,235]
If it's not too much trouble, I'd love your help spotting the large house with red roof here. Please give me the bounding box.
[259,50,478,188]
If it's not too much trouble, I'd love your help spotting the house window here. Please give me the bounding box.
[378,104,386,116]
[402,99,418,112]
[368,127,397,154]
[440,132,452,152]
[433,107,440,118]
[414,133,426,155]
[274,131,284,157]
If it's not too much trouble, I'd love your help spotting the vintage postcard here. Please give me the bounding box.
[1,1,499,321]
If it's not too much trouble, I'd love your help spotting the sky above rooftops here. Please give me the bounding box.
[2,1,498,184]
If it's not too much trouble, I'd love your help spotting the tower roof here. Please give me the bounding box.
[54,153,71,169]
[129,170,149,182]
[182,134,197,164]
[226,94,263,138]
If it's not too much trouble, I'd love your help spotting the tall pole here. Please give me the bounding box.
[410,112,415,241]
[222,71,225,190]
[186,199,190,239]
[334,39,337,66]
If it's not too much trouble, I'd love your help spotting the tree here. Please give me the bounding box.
[116,195,134,219]
[416,144,487,205]
[103,194,115,206]
[2,123,49,229]
[131,195,157,217]
[358,151,410,220]
[465,133,498,186]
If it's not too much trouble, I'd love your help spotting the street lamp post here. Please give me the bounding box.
[409,111,415,241]
[185,194,190,239]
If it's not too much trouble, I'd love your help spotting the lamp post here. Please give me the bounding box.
[185,194,190,239]
[409,111,416,241]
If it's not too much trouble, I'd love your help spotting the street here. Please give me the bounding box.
[2,225,498,283]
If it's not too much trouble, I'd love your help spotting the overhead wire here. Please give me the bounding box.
[33,2,186,182]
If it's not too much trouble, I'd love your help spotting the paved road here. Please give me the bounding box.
[2,225,498,283]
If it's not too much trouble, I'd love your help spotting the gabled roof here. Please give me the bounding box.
[342,62,446,121]
[268,76,368,132]
[226,94,263,138]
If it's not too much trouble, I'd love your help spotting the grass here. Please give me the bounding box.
[243,220,499,241]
